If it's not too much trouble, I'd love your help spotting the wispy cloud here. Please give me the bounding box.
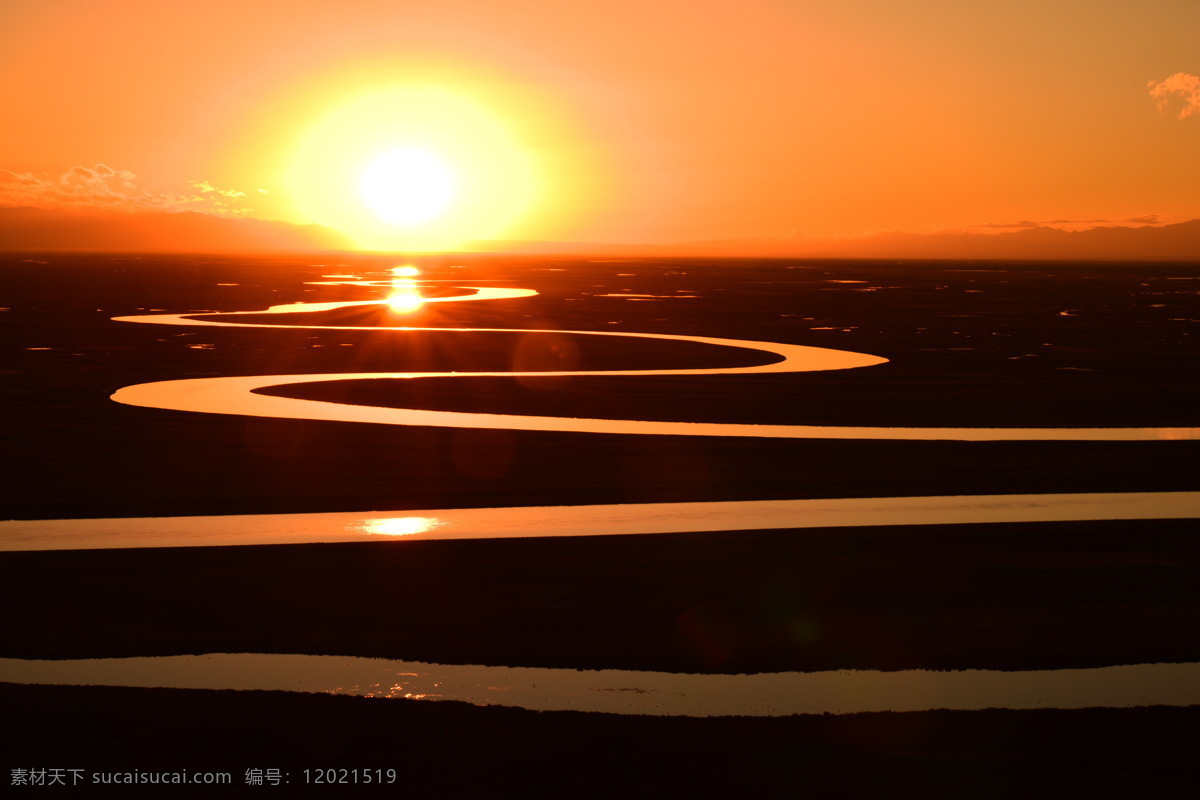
[975,220,1041,230]
[1123,214,1164,225]
[974,215,1168,232]
[0,165,255,215]
[1148,72,1200,119]
[190,179,247,199]
[0,164,135,208]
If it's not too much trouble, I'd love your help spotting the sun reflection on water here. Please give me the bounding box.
[386,265,425,312]
[358,516,443,536]
[336,674,447,701]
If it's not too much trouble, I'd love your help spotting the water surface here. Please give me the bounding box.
[2,653,1196,717]
[3,491,1196,551]
[108,278,1197,441]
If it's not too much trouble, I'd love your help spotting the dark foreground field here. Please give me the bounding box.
[1,254,1198,518]
[4,520,1199,672]
[2,254,1198,796]
[4,682,1197,798]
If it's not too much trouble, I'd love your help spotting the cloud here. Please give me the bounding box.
[974,216,1169,232]
[0,169,46,193]
[974,219,1108,230]
[1148,72,1200,119]
[1124,214,1164,225]
[190,179,247,199]
[55,164,139,205]
[0,165,254,216]
[975,220,1041,229]
[1042,216,1170,228]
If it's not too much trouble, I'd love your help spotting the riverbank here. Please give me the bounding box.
[3,255,1198,795]
[5,519,1199,797]
[6,517,1196,796]
[4,681,1196,798]
[2,255,1198,520]
[4,519,1197,672]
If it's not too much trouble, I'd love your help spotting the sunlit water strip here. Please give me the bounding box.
[11,280,1198,718]
[110,285,538,325]
[108,284,1199,441]
[112,369,1199,441]
[2,654,1197,716]
[3,491,1197,551]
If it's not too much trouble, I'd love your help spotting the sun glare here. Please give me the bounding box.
[285,86,538,251]
[361,148,455,225]
[361,517,440,536]
[386,265,425,312]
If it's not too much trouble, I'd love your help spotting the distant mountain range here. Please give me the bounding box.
[1,205,1196,260]
[728,219,1200,261]
[474,220,1200,261]
[0,206,350,253]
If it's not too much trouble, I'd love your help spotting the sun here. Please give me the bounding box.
[283,85,539,251]
[360,148,456,225]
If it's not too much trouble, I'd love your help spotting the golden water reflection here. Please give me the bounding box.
[2,654,1197,717]
[3,492,1197,551]
[109,275,1197,443]
[386,265,425,312]
[359,516,442,537]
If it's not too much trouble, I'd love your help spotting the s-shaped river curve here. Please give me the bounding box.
[8,277,1194,716]
[110,281,1198,442]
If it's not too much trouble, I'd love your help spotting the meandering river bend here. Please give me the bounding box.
[5,268,1197,716]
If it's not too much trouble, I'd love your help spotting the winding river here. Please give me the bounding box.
[108,274,1198,441]
[6,268,1198,716]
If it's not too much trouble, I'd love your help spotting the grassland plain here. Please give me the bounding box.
[2,254,1198,797]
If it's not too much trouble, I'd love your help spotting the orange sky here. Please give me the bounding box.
[1,0,1197,250]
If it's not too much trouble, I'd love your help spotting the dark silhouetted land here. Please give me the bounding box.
[2,254,1198,797]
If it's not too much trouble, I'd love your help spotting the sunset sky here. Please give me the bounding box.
[1,0,1197,251]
